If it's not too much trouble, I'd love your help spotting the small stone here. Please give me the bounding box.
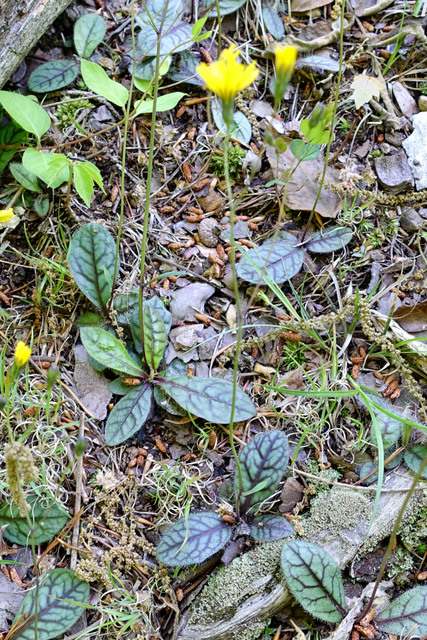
[402,112,427,190]
[379,142,390,154]
[169,283,215,322]
[198,218,220,247]
[400,207,424,233]
[385,131,405,146]
[392,81,418,118]
[418,96,427,111]
[374,149,414,194]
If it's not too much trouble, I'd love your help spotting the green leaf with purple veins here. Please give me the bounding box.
[143,305,167,371]
[404,445,427,479]
[105,384,152,445]
[28,60,79,93]
[305,226,353,254]
[156,376,256,423]
[80,327,144,377]
[376,586,427,636]
[237,231,305,284]
[237,431,289,515]
[249,514,294,542]
[157,512,232,566]
[10,569,88,640]
[281,540,346,623]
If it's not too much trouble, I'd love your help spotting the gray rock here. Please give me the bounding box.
[400,208,424,233]
[374,149,414,194]
[402,112,427,190]
[169,283,215,322]
[385,131,405,147]
[392,81,418,118]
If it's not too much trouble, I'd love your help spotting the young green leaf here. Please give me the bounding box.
[73,163,94,206]
[289,139,321,161]
[22,149,70,188]
[143,305,167,371]
[68,223,116,314]
[305,226,353,253]
[134,92,186,115]
[281,540,347,623]
[237,231,305,284]
[157,512,232,566]
[249,514,294,542]
[105,384,152,445]
[404,445,427,479]
[10,569,89,640]
[34,195,50,217]
[300,118,330,145]
[0,91,50,141]
[237,431,289,515]
[74,13,107,58]
[80,327,144,377]
[156,376,257,423]
[192,14,209,37]
[376,586,427,636]
[28,60,79,93]
[81,59,129,107]
[0,122,28,174]
[9,163,41,192]
[0,497,69,546]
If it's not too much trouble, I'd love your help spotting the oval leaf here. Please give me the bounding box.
[0,91,50,141]
[157,512,232,566]
[404,445,427,479]
[74,13,107,58]
[10,569,89,640]
[68,223,116,314]
[28,60,79,93]
[134,91,186,115]
[305,226,353,254]
[262,5,285,40]
[143,305,167,371]
[249,514,294,542]
[81,59,128,107]
[156,375,256,423]
[9,163,41,192]
[105,384,152,445]
[376,586,427,636]
[22,149,70,188]
[0,497,69,546]
[237,431,289,514]
[80,327,144,377]
[237,231,305,284]
[281,540,346,623]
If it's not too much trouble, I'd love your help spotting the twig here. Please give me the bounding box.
[294,468,427,492]
[70,413,84,571]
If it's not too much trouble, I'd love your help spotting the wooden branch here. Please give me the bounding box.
[0,0,73,89]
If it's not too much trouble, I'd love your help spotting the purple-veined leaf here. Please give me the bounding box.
[211,98,252,143]
[130,296,172,353]
[237,231,305,284]
[305,226,353,254]
[68,223,117,314]
[168,51,205,86]
[249,514,294,542]
[143,305,167,371]
[137,21,193,58]
[237,431,289,515]
[404,445,427,479]
[28,60,79,93]
[376,586,427,636]
[156,375,256,423]
[105,383,152,445]
[74,13,107,58]
[281,540,347,623]
[157,512,232,566]
[10,569,89,640]
[80,327,144,377]
[0,497,68,546]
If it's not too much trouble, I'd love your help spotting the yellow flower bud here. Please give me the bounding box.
[273,45,297,108]
[14,341,31,367]
[0,208,14,225]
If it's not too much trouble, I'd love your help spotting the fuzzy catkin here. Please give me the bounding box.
[5,442,39,516]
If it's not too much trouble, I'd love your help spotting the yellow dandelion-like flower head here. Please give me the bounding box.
[0,208,14,225]
[14,341,31,367]
[274,45,297,78]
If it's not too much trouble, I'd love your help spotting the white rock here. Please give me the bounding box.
[402,112,427,190]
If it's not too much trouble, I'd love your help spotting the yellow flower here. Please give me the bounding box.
[197,46,258,125]
[14,341,31,367]
[0,208,14,225]
[274,45,297,78]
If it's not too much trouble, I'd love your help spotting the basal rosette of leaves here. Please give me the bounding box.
[68,223,256,446]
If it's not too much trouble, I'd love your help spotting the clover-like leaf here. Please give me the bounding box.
[281,540,347,623]
[68,223,116,314]
[249,514,294,542]
[80,327,144,377]
[105,383,152,445]
[74,13,107,58]
[0,497,69,546]
[404,445,427,479]
[157,512,232,566]
[305,226,353,254]
[156,375,256,423]
[10,569,89,640]
[143,305,167,371]
[237,431,289,515]
[237,231,305,284]
[28,60,79,93]
[376,586,427,636]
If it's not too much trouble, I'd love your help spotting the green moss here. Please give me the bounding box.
[304,460,341,492]
[398,499,427,550]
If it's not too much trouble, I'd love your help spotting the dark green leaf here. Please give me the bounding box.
[109,377,139,395]
[249,514,294,542]
[0,122,27,174]
[290,139,320,161]
[157,512,232,566]
[33,195,50,217]
[74,13,107,58]
[364,392,402,449]
[168,51,205,86]
[130,296,172,353]
[281,540,347,623]
[10,569,89,640]
[0,497,69,546]
[237,431,289,514]
[113,290,139,325]
[80,327,144,377]
[143,305,167,371]
[28,60,79,93]
[76,312,107,328]
[262,5,284,40]
[105,384,152,445]
[404,445,427,479]
[136,20,193,58]
[376,586,427,636]
[237,231,305,284]
[153,360,187,415]
[68,223,116,314]
[305,226,353,254]
[156,375,256,423]
[9,162,41,192]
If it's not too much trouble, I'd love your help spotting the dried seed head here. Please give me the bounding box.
[5,442,39,516]
[198,218,221,247]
